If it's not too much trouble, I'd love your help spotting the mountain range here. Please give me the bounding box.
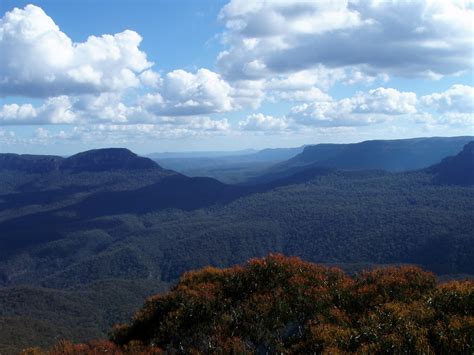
[147,137,473,184]
[0,136,473,353]
[247,136,474,184]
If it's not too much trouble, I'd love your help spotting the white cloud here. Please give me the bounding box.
[1,2,472,145]
[0,90,235,127]
[0,5,247,126]
[219,0,362,38]
[239,113,289,131]
[420,85,474,126]
[272,87,331,103]
[143,68,235,115]
[0,93,142,125]
[218,0,474,80]
[421,85,474,113]
[0,5,152,97]
[0,96,76,124]
[349,88,417,115]
[266,66,345,92]
[139,70,162,88]
[438,112,474,127]
[0,128,16,143]
[230,79,265,109]
[71,119,231,143]
[289,87,417,127]
[343,69,389,86]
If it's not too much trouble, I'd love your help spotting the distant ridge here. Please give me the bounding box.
[0,154,63,173]
[248,136,474,184]
[0,148,161,173]
[148,149,258,159]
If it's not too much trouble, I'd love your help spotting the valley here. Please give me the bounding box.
[0,137,473,352]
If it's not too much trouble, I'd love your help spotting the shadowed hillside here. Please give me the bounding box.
[0,148,161,174]
[429,141,474,185]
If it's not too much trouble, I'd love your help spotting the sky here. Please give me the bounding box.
[0,0,473,154]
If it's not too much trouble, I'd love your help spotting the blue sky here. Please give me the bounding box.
[0,0,473,154]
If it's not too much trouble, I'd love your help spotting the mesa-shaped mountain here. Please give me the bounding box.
[60,148,159,172]
[0,148,161,173]
[249,136,473,184]
[429,141,474,185]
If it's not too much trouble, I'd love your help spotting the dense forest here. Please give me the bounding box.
[0,137,473,353]
[23,255,474,354]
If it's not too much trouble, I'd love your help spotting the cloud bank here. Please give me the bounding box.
[0,2,472,146]
[218,0,474,80]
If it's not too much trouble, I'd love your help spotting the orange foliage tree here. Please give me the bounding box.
[27,254,474,354]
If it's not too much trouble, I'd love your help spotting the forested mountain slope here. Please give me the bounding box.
[0,141,472,353]
[1,143,472,288]
[429,141,474,185]
[0,279,168,354]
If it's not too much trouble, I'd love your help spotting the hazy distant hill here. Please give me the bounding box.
[148,148,258,160]
[152,146,304,183]
[249,136,473,184]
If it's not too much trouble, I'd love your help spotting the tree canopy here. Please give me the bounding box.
[24,255,474,354]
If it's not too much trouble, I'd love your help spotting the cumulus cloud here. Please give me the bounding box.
[145,68,235,115]
[239,113,289,131]
[139,70,162,88]
[68,119,231,143]
[0,94,143,125]
[421,85,474,113]
[230,79,266,109]
[218,0,474,80]
[420,85,474,126]
[272,87,331,103]
[266,67,345,92]
[0,4,152,97]
[289,87,417,127]
[0,90,233,127]
[0,96,76,124]
[1,2,471,145]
